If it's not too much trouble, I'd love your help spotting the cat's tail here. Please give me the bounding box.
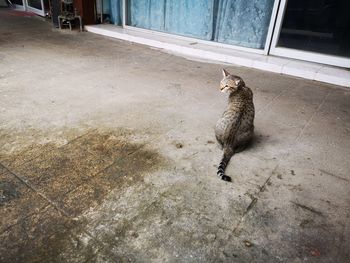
[217,152,233,182]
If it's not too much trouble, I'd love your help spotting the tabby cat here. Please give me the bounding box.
[215,69,255,182]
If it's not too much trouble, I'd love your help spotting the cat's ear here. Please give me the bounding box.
[222,69,230,77]
[235,78,244,87]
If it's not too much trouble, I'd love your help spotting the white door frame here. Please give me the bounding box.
[270,0,350,68]
[263,0,281,55]
[25,0,45,16]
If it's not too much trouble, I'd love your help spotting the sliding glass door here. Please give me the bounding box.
[25,0,45,16]
[270,0,350,67]
[10,0,46,16]
[12,0,25,10]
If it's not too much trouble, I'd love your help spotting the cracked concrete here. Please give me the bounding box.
[0,8,350,263]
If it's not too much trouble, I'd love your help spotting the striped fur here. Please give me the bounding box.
[215,69,255,182]
[217,155,232,181]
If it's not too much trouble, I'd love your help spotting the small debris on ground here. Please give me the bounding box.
[291,170,296,176]
[175,143,183,149]
[131,232,139,238]
[277,174,282,179]
[244,240,253,247]
[207,140,215,144]
[309,247,321,257]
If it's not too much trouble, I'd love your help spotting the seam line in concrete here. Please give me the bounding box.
[290,201,324,217]
[256,89,287,116]
[319,169,349,183]
[294,90,331,142]
[231,165,278,235]
[0,204,52,235]
[0,162,113,259]
[0,161,71,217]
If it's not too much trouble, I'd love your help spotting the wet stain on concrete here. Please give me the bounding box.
[0,129,166,263]
[0,167,48,233]
[0,180,21,205]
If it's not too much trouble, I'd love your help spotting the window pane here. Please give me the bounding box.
[277,0,350,58]
[27,0,42,10]
[12,0,23,5]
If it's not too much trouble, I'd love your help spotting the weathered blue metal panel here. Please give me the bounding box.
[110,0,122,25]
[114,0,275,49]
[127,0,166,30]
[164,1,214,40]
[213,0,275,49]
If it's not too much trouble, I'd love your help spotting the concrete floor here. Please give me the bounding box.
[0,8,349,263]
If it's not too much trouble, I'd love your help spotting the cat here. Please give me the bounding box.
[215,69,255,182]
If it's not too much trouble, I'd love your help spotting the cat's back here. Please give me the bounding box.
[242,86,254,112]
[216,87,252,137]
[237,86,255,123]
[223,86,255,130]
[227,86,253,110]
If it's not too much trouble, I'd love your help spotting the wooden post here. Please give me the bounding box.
[74,0,96,25]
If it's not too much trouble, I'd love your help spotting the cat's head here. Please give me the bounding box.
[220,69,245,93]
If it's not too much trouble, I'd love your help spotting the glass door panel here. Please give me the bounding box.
[25,0,45,16]
[27,0,42,9]
[12,0,24,4]
[278,0,350,58]
[270,0,350,68]
[12,0,25,10]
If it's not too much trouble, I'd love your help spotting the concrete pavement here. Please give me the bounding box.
[0,8,349,262]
